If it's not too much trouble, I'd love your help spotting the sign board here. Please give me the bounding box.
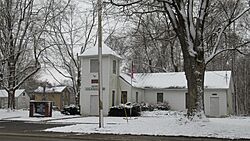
[85,86,105,91]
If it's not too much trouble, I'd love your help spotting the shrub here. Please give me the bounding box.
[140,101,171,111]
[61,104,80,115]
[108,102,141,117]
[108,101,171,117]
[156,101,171,110]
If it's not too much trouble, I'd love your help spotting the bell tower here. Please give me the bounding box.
[79,44,122,116]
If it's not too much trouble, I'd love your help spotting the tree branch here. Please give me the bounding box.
[110,0,142,7]
[205,40,250,65]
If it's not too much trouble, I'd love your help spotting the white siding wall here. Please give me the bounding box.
[144,89,186,111]
[227,79,234,115]
[80,56,110,116]
[0,98,8,108]
[131,88,144,103]
[109,56,120,107]
[119,78,144,104]
[16,92,30,109]
[204,89,228,117]
[0,93,29,109]
[80,55,120,116]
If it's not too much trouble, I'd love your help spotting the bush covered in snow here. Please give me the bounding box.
[108,102,141,117]
[61,104,80,115]
[141,101,171,111]
[109,101,171,117]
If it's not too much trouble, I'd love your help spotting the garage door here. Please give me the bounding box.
[210,97,219,117]
[90,95,99,116]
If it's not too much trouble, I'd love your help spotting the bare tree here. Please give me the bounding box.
[105,11,183,74]
[0,0,70,109]
[130,12,181,72]
[109,0,250,117]
[42,0,97,106]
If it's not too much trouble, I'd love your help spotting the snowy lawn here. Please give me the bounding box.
[44,111,250,139]
[0,109,79,122]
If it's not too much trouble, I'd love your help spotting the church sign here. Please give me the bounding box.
[85,86,105,91]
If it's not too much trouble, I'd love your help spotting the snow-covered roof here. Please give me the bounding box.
[79,43,122,59]
[120,71,231,89]
[0,89,26,98]
[34,86,67,93]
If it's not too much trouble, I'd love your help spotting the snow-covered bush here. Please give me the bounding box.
[108,102,141,117]
[140,101,171,111]
[61,104,80,115]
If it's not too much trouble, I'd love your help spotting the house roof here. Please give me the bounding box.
[34,86,67,93]
[120,71,231,89]
[0,89,26,98]
[79,43,122,59]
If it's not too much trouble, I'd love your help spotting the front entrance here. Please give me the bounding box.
[90,95,99,116]
[210,97,220,117]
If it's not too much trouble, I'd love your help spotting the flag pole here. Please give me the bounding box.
[97,0,104,128]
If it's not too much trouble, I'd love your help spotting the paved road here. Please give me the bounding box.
[0,120,249,141]
[1,133,246,141]
[0,120,69,133]
[0,134,89,141]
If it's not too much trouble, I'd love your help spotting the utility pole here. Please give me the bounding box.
[97,0,104,128]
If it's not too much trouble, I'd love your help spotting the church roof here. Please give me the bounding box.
[120,71,231,89]
[79,43,122,59]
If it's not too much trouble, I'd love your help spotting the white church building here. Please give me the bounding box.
[79,44,234,117]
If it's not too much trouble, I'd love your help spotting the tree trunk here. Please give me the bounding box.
[5,0,16,110]
[184,56,205,117]
[76,69,81,106]
[7,38,16,109]
[8,89,16,109]
[176,20,206,117]
[8,59,16,109]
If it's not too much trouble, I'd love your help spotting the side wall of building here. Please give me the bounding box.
[119,78,144,104]
[0,97,8,108]
[16,92,30,109]
[144,89,186,111]
[108,56,120,108]
[204,89,228,117]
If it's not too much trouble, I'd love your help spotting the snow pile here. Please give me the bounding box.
[141,110,185,118]
[44,110,250,139]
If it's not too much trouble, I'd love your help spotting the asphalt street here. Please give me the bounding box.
[0,120,249,141]
[0,120,69,133]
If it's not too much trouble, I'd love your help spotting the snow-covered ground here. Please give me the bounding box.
[1,109,250,139]
[0,109,79,122]
[44,111,250,139]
